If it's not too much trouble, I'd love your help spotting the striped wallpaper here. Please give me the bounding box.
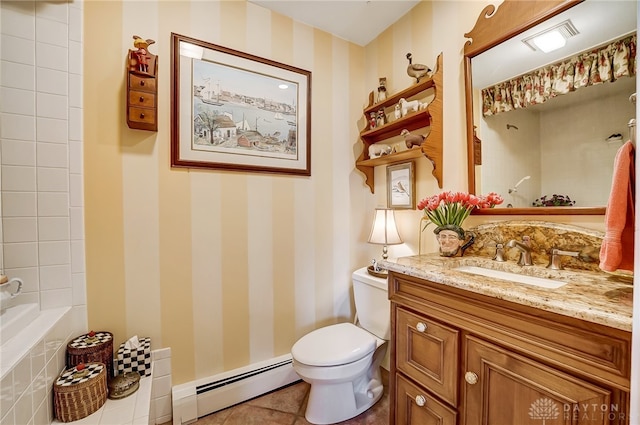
[83,0,606,386]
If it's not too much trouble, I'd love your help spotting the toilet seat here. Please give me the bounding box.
[291,323,376,367]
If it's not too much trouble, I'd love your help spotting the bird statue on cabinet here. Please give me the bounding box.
[406,53,431,83]
[401,129,425,149]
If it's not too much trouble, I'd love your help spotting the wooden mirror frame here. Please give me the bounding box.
[463,0,605,216]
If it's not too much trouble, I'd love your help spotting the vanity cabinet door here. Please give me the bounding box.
[396,306,459,406]
[396,373,457,425]
[463,335,612,425]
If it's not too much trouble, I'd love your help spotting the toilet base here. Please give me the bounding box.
[304,366,384,425]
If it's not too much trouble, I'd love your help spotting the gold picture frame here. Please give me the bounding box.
[387,161,415,209]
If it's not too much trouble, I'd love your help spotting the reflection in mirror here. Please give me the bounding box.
[464,0,637,215]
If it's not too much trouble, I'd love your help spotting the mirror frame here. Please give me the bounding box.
[464,0,606,216]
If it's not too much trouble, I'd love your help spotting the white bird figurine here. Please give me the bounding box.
[406,53,431,83]
[401,129,425,149]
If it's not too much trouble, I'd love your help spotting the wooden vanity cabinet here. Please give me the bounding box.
[388,271,631,425]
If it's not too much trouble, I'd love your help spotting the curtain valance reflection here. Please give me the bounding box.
[481,33,636,117]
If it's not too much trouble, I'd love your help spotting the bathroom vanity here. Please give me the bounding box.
[383,254,632,425]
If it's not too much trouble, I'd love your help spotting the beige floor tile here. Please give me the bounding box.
[247,381,310,414]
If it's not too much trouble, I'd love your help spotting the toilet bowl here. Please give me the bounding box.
[291,268,389,424]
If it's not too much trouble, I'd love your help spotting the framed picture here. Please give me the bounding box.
[387,162,415,209]
[170,33,311,175]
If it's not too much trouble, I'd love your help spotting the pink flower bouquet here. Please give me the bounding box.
[417,191,504,228]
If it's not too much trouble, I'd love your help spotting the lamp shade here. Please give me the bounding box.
[368,208,403,245]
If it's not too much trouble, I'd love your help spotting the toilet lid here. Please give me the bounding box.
[291,323,377,366]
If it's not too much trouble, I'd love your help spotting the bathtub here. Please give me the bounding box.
[0,302,39,346]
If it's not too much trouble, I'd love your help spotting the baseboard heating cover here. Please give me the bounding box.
[172,353,299,425]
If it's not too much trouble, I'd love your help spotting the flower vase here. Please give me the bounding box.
[434,224,475,257]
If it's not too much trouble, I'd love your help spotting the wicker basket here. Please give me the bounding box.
[67,331,114,380]
[53,362,107,422]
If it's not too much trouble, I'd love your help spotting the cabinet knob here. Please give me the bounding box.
[465,371,478,385]
[139,96,144,102]
[140,80,145,86]
[416,322,427,333]
[415,395,426,407]
[139,113,145,119]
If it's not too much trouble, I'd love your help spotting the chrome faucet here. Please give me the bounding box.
[506,236,533,266]
[493,243,506,262]
[546,248,579,270]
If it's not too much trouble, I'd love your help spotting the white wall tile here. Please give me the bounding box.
[71,272,86,306]
[37,167,68,192]
[36,93,67,120]
[37,192,69,217]
[35,2,68,24]
[69,207,84,239]
[30,340,46,379]
[0,372,15,416]
[35,18,67,48]
[12,356,31,401]
[1,35,35,65]
[1,4,35,40]
[2,192,37,217]
[1,140,36,166]
[69,174,83,207]
[2,165,36,191]
[35,43,67,72]
[0,87,35,115]
[37,142,68,168]
[70,240,85,274]
[69,40,81,75]
[4,267,38,293]
[69,7,82,43]
[30,370,46,415]
[37,117,67,144]
[0,114,36,141]
[38,217,70,241]
[40,264,71,290]
[36,67,68,96]
[3,217,38,243]
[38,241,70,266]
[153,359,171,377]
[13,387,33,425]
[1,61,35,91]
[69,141,82,174]
[4,242,38,269]
[69,107,82,141]
[69,74,82,108]
[154,395,172,420]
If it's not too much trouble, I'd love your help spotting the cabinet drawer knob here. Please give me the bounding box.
[415,395,426,407]
[465,371,478,385]
[140,80,145,86]
[139,96,145,102]
[416,322,427,332]
[139,113,145,119]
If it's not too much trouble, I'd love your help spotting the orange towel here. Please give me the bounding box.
[599,140,635,273]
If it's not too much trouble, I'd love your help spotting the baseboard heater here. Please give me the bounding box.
[172,354,300,425]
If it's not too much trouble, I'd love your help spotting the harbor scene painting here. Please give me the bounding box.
[192,58,299,159]
[171,34,311,175]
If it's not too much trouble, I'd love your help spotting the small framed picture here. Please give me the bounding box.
[387,162,415,209]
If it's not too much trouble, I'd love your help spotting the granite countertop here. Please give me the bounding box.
[381,254,633,332]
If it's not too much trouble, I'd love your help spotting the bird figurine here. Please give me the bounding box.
[401,129,425,149]
[406,53,431,83]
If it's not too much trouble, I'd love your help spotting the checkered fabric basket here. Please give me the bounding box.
[53,362,107,422]
[116,337,151,377]
[66,331,114,380]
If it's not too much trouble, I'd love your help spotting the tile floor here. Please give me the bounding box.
[189,368,389,425]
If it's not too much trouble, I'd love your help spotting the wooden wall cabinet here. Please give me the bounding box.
[388,271,631,425]
[127,45,158,131]
[356,53,443,193]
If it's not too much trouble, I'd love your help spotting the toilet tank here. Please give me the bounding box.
[352,267,390,340]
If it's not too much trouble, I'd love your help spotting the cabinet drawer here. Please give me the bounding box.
[128,106,156,125]
[396,306,459,406]
[128,90,156,108]
[395,373,457,425]
[129,74,156,92]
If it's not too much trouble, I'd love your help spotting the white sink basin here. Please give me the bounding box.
[454,266,568,289]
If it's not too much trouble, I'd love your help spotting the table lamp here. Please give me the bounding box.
[368,208,403,276]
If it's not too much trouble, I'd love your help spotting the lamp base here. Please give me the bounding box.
[367,265,388,279]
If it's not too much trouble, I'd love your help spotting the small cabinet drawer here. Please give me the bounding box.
[396,306,459,405]
[129,74,156,92]
[128,90,156,108]
[128,106,156,125]
[395,373,457,425]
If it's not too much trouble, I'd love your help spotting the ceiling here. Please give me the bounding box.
[248,0,421,46]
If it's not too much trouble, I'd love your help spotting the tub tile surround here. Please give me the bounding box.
[382,221,632,332]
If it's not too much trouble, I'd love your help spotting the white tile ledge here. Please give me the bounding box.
[52,364,154,425]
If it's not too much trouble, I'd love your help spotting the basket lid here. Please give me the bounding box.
[68,331,112,348]
[55,363,105,387]
[108,372,140,399]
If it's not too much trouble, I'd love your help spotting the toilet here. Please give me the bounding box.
[291,267,390,424]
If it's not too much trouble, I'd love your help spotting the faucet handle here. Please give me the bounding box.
[546,248,579,270]
[493,243,506,262]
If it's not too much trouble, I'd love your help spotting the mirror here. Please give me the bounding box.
[464,0,636,215]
